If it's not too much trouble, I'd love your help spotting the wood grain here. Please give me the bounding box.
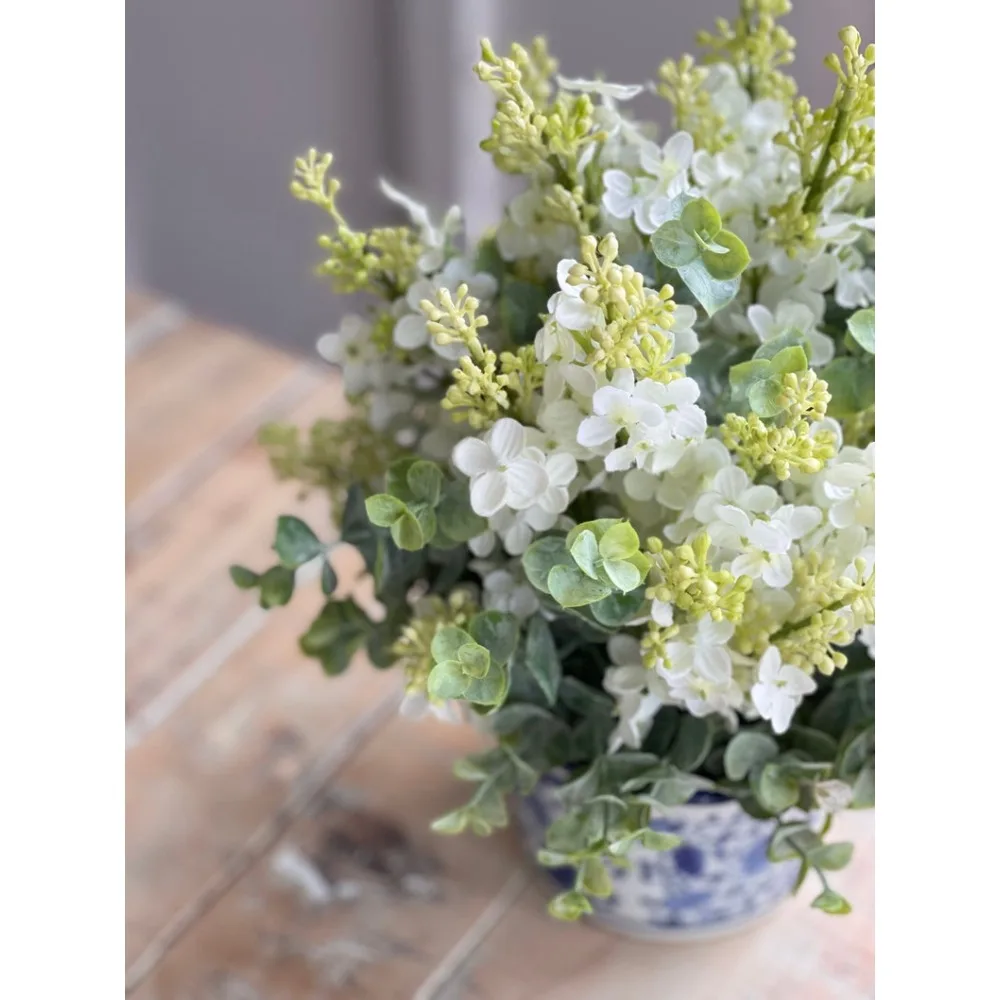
[125,378,346,715]
[126,588,401,977]
[130,714,522,1000]
[126,320,304,505]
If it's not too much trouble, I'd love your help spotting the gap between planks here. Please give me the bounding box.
[411,869,531,1000]
[126,363,326,538]
[124,689,404,995]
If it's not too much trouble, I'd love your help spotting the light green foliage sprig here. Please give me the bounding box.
[697,0,797,103]
[771,27,875,250]
[291,148,423,297]
[475,39,605,182]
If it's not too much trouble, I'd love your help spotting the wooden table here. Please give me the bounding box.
[125,293,875,999]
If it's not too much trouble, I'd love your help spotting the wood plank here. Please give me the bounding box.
[126,320,304,505]
[451,810,875,1000]
[125,379,345,716]
[126,585,401,977]
[126,290,160,326]
[130,714,523,1000]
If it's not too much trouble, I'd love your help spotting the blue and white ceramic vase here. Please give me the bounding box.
[517,771,801,942]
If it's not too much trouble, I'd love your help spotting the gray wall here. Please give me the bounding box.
[126,0,873,356]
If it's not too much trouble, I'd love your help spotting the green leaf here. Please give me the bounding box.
[590,589,646,628]
[569,529,601,580]
[767,824,821,862]
[427,660,470,700]
[823,357,875,417]
[847,308,875,353]
[601,558,642,593]
[474,237,505,283]
[258,565,295,608]
[747,376,787,418]
[464,660,508,706]
[458,642,491,679]
[852,763,875,809]
[431,625,478,664]
[811,888,852,915]
[410,502,437,543]
[229,565,259,589]
[299,598,372,674]
[469,611,519,665]
[406,460,444,505]
[650,220,700,267]
[680,197,722,239]
[273,515,324,568]
[580,857,614,898]
[701,228,751,280]
[499,277,551,345]
[523,535,572,594]
[769,345,809,375]
[365,493,408,527]
[730,358,771,388]
[809,842,854,871]
[676,257,742,317]
[752,762,800,814]
[787,725,839,762]
[523,615,562,705]
[559,677,614,718]
[390,510,425,551]
[598,521,640,562]
[723,731,780,781]
[670,715,713,771]
[320,560,338,596]
[548,563,613,607]
[641,829,683,851]
[753,330,811,362]
[430,809,468,834]
[436,482,488,542]
[340,484,379,570]
[548,890,593,921]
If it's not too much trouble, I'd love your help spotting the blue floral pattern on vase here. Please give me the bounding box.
[517,773,801,941]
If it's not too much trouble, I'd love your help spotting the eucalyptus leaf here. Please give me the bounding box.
[847,308,875,353]
[320,560,338,596]
[723,731,780,781]
[569,529,601,580]
[523,535,572,594]
[701,229,750,280]
[601,558,642,593]
[752,762,800,814]
[811,888,852,915]
[406,460,444,505]
[670,715,713,771]
[258,565,295,608]
[366,493,408,527]
[469,611,519,665]
[273,515,324,568]
[390,510,425,551]
[748,376,787,417]
[427,660,470,700]
[649,220,700,267]
[229,565,259,590]
[548,563,613,607]
[524,615,562,705]
[598,521,640,561]
[431,625,478,664]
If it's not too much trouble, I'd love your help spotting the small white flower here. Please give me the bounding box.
[577,368,666,449]
[822,443,875,530]
[496,188,577,263]
[694,466,780,524]
[664,617,735,684]
[601,169,650,220]
[553,258,605,332]
[481,568,540,619]
[670,303,700,356]
[834,246,875,309]
[535,452,578,515]
[452,419,549,517]
[379,178,462,273]
[814,779,854,813]
[751,646,817,734]
[739,300,834,367]
[666,672,744,724]
[637,131,694,199]
[557,76,645,102]
[710,505,794,588]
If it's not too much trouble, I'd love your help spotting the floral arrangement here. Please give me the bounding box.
[232,0,874,922]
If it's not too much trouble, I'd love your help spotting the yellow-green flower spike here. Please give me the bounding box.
[657,55,730,153]
[696,0,798,104]
[291,148,424,297]
[770,26,875,251]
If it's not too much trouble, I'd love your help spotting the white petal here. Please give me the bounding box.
[577,415,617,448]
[394,313,429,350]
[502,520,534,555]
[714,505,751,534]
[545,452,577,486]
[504,458,549,506]
[663,377,700,407]
[761,552,793,587]
[713,466,750,501]
[698,617,735,646]
[556,296,603,332]
[470,471,508,516]
[488,419,526,463]
[605,445,636,472]
[651,599,674,627]
[452,438,496,478]
[730,553,762,579]
[741,485,779,514]
[745,303,774,341]
[662,130,694,168]
[748,520,791,553]
[695,645,732,684]
[666,405,707,439]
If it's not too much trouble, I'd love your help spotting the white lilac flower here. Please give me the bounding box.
[557,76,644,102]
[378,178,462,273]
[535,452,578,515]
[601,169,651,221]
[814,779,855,813]
[664,617,735,685]
[770,503,823,544]
[638,132,694,200]
[472,504,562,557]
[481,568,540,619]
[665,672,744,724]
[822,444,875,530]
[834,246,876,309]
[317,314,379,397]
[604,635,674,750]
[738,300,835,367]
[496,188,577,263]
[751,646,817,734]
[452,419,549,517]
[394,257,498,357]
[669,304,700,356]
[553,258,605,332]
[709,505,795,588]
[535,305,586,363]
[577,368,667,452]
[693,465,780,525]
[758,251,839,319]
[859,624,875,658]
